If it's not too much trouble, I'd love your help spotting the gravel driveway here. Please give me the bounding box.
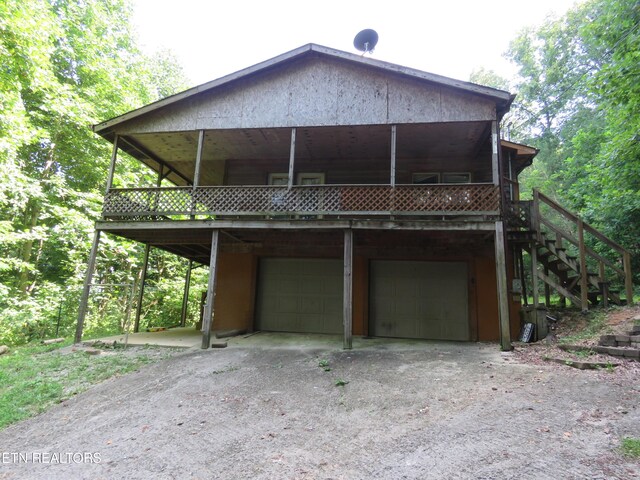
[1,335,638,479]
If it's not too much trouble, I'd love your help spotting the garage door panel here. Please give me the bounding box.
[371,260,469,341]
[257,258,343,334]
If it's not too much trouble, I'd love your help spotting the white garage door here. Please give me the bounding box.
[256,258,343,334]
[370,260,469,340]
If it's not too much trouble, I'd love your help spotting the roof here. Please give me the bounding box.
[93,43,515,134]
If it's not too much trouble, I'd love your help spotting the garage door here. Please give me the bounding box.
[256,258,343,334]
[370,260,469,340]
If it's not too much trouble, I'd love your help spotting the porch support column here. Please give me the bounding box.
[201,230,220,349]
[180,260,193,327]
[194,130,205,187]
[191,130,205,217]
[495,221,512,351]
[75,230,101,344]
[133,244,151,333]
[287,128,296,190]
[491,121,499,185]
[390,125,397,186]
[105,135,119,195]
[343,229,353,350]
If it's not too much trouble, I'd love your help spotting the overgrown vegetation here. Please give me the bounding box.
[0,0,208,345]
[0,342,176,430]
[473,0,639,293]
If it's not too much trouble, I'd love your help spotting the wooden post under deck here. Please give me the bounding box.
[180,260,193,327]
[201,230,220,349]
[133,244,151,333]
[495,221,512,351]
[75,230,101,343]
[343,229,353,350]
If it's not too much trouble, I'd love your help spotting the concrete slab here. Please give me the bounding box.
[93,327,201,348]
[91,329,480,351]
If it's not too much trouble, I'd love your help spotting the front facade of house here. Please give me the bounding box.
[76,44,536,350]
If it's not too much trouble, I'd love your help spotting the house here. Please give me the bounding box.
[74,44,633,350]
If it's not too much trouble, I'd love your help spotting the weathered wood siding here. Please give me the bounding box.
[115,56,497,135]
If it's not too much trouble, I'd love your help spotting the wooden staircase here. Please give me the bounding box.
[507,189,634,311]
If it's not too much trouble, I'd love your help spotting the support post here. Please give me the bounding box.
[202,230,220,349]
[105,135,119,195]
[577,219,589,312]
[134,244,151,333]
[495,221,512,351]
[532,189,541,242]
[180,260,193,327]
[544,265,551,307]
[287,128,296,190]
[390,125,397,187]
[75,230,101,344]
[343,229,353,350]
[193,130,205,188]
[531,244,540,307]
[191,130,205,217]
[623,252,634,306]
[491,121,499,185]
[518,248,528,306]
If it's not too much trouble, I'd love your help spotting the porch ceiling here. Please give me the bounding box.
[120,121,490,187]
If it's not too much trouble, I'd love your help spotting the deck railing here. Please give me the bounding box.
[102,184,500,220]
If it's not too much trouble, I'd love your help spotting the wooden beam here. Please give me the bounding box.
[531,244,540,307]
[133,244,151,333]
[623,251,634,306]
[343,229,353,350]
[577,219,589,312]
[118,135,192,186]
[491,121,499,185]
[75,230,101,343]
[390,125,397,187]
[494,221,512,351]
[201,230,220,349]
[288,128,296,190]
[180,260,193,327]
[96,219,498,233]
[193,130,205,189]
[105,135,119,195]
[537,270,580,306]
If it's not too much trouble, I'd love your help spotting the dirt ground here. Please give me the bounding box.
[1,330,638,480]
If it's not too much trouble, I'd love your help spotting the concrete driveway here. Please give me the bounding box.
[1,335,638,479]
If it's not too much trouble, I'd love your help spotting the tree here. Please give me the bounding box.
[0,0,190,344]
[506,0,640,280]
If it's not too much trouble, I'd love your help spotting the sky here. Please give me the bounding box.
[132,0,581,88]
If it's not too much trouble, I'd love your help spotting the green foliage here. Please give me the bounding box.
[0,0,192,345]
[507,0,640,282]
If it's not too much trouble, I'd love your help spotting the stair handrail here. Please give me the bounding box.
[532,189,633,305]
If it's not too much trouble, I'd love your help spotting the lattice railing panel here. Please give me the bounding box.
[103,184,500,220]
[505,200,533,230]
